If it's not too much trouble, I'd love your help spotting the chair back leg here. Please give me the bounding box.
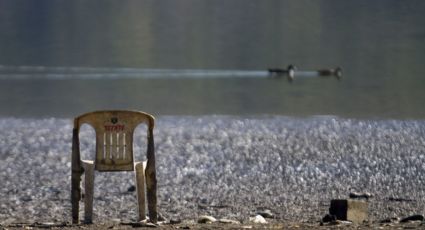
[135,162,147,221]
[146,132,158,223]
[146,170,157,223]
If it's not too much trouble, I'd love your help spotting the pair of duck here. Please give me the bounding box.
[268,65,343,81]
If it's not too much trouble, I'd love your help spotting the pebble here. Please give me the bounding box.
[170,218,182,224]
[218,218,240,224]
[197,215,217,223]
[249,215,267,224]
[127,185,136,192]
[349,192,373,199]
[400,214,424,223]
[256,209,274,218]
[322,219,352,226]
[379,217,400,223]
[121,221,157,228]
[387,197,414,202]
[322,214,336,223]
[334,220,353,225]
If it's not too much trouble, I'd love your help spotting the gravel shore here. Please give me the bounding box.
[0,116,424,227]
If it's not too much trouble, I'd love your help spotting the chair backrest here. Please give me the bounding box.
[73,110,155,171]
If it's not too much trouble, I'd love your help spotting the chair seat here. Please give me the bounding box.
[81,160,94,165]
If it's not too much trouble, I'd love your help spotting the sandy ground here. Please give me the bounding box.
[2,219,425,229]
[1,116,424,229]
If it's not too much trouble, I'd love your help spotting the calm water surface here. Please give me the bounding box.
[0,1,424,118]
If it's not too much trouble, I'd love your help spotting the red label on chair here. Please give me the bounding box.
[104,125,125,131]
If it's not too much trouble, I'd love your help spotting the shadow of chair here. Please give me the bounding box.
[71,110,157,224]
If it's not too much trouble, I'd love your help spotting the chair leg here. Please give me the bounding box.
[145,163,157,223]
[82,161,95,224]
[134,161,146,221]
[71,169,82,224]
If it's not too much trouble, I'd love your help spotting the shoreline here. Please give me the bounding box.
[2,218,425,230]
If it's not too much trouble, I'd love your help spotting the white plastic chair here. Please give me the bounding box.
[71,110,157,224]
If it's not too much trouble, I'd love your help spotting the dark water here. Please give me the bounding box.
[0,0,424,118]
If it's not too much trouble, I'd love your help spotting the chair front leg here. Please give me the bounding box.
[82,160,95,224]
[135,161,147,221]
[71,169,82,224]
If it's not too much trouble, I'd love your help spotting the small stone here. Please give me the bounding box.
[379,217,400,223]
[400,214,424,223]
[218,218,240,224]
[21,196,32,202]
[197,215,217,223]
[256,209,274,218]
[349,192,373,200]
[249,215,267,224]
[388,197,414,202]
[127,185,136,192]
[48,187,61,194]
[330,220,352,225]
[121,221,157,228]
[322,214,336,223]
[41,222,55,226]
[144,222,158,228]
[170,218,182,224]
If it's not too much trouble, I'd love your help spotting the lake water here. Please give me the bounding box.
[0,0,424,119]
